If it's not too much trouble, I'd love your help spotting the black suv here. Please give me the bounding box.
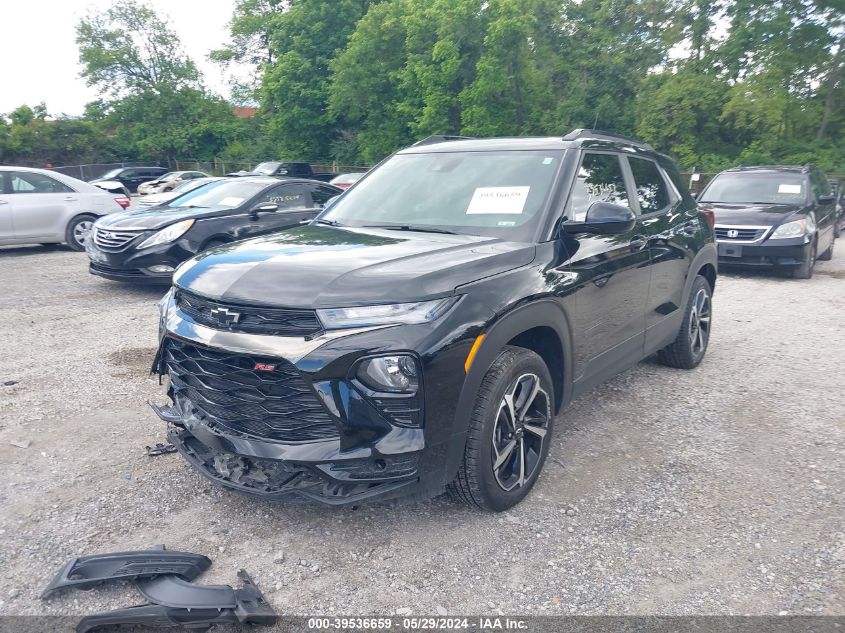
[90,166,169,193]
[699,165,837,278]
[151,131,717,511]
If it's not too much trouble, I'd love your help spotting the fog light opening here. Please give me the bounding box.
[148,265,176,274]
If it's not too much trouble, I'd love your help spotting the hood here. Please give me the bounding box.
[174,225,536,307]
[95,204,237,230]
[701,202,807,226]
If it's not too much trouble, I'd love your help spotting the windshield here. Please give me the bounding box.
[320,151,563,241]
[253,162,281,175]
[701,172,807,204]
[169,179,267,208]
[160,172,180,181]
[172,178,214,193]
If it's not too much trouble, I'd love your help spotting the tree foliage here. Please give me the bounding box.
[3,0,844,173]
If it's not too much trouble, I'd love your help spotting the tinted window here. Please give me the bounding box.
[701,172,807,204]
[257,184,309,210]
[566,153,631,222]
[628,157,671,214]
[10,171,73,194]
[309,184,339,206]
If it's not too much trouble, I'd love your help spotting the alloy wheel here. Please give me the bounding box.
[73,220,94,247]
[491,373,550,491]
[688,288,712,355]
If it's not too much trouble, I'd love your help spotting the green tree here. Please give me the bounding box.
[259,0,378,159]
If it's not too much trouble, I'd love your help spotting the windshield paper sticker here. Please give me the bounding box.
[778,184,802,194]
[467,187,530,214]
[219,196,244,206]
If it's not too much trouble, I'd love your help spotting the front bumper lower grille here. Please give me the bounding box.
[164,338,338,442]
[176,290,323,337]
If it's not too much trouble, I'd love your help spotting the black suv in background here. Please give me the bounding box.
[90,166,169,194]
[699,165,837,278]
[152,131,717,511]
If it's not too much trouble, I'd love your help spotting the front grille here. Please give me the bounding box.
[93,228,142,250]
[165,338,338,442]
[714,226,768,242]
[176,290,323,337]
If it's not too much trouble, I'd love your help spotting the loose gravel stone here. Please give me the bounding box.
[0,245,843,617]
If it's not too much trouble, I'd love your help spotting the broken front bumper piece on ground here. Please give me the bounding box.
[41,545,210,598]
[77,570,276,633]
[41,546,276,632]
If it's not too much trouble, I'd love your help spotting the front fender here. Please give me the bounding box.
[442,299,574,485]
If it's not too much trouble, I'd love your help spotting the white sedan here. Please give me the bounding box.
[0,167,130,251]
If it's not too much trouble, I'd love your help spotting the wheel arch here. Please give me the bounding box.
[442,299,574,485]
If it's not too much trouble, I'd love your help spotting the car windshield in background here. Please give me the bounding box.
[253,162,281,175]
[160,173,180,181]
[169,180,266,209]
[173,178,213,193]
[701,173,807,204]
[321,151,563,240]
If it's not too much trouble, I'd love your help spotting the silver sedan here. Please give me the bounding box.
[0,167,129,251]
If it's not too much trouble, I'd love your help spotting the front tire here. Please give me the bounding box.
[65,214,97,251]
[657,275,712,370]
[818,234,834,261]
[792,240,817,278]
[448,346,555,511]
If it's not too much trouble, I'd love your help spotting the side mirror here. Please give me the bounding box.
[817,194,835,205]
[249,202,278,219]
[562,202,636,236]
[324,195,340,210]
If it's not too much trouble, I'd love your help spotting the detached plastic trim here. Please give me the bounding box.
[41,545,211,598]
[76,570,276,632]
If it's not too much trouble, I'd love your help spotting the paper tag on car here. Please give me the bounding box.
[219,196,244,206]
[778,184,802,194]
[466,187,530,214]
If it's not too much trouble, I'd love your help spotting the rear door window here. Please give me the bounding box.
[9,171,74,194]
[627,157,672,214]
[566,153,632,221]
[257,184,310,210]
[308,184,339,207]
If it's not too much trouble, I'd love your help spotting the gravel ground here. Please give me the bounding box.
[0,243,843,622]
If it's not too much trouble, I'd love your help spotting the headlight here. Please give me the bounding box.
[317,297,459,329]
[770,218,813,240]
[157,288,174,341]
[138,219,195,248]
[357,355,419,393]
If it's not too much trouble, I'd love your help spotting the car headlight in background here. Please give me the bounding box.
[138,219,195,249]
[770,217,814,240]
[357,355,419,393]
[317,297,459,329]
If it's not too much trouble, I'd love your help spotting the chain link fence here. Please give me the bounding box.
[46,159,372,181]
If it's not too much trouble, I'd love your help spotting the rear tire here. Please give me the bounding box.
[791,240,816,279]
[65,214,97,251]
[657,275,712,370]
[448,346,555,512]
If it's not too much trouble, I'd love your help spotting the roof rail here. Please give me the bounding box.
[562,128,653,150]
[412,135,474,147]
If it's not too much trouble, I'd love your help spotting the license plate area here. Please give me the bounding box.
[718,243,743,258]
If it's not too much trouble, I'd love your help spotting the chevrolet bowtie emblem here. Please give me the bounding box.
[209,307,241,324]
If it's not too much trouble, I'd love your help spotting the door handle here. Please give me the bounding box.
[629,235,648,251]
[0,200,8,205]
[64,196,78,201]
